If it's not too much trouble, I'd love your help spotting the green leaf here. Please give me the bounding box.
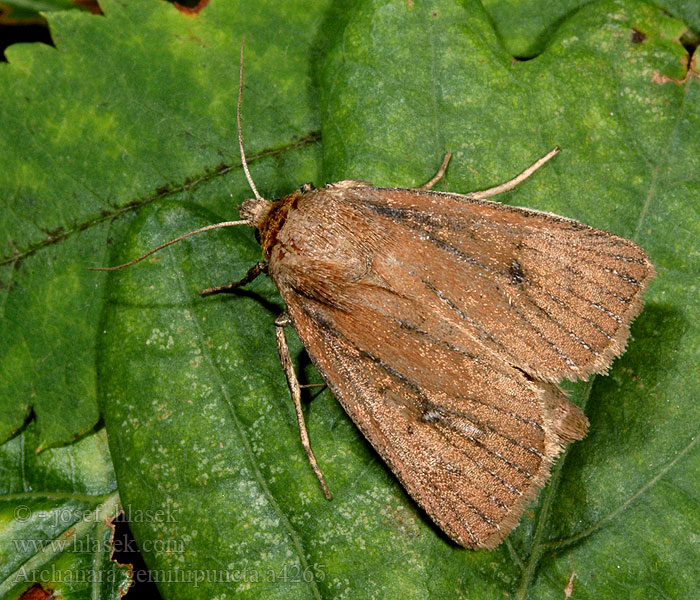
[0,426,129,599]
[3,0,80,14]
[2,0,698,598]
[482,0,699,57]
[0,0,325,450]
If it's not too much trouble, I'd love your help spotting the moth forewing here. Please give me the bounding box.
[257,175,653,548]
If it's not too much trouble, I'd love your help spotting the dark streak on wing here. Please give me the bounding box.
[361,199,636,349]
[394,297,544,431]
[360,196,647,291]
[292,302,508,542]
[296,300,536,492]
[349,347,535,476]
[423,276,581,376]
[395,319,546,452]
[358,192,651,380]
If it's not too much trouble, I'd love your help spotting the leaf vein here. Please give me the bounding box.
[168,248,323,599]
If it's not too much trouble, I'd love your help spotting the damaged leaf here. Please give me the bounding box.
[0,426,129,599]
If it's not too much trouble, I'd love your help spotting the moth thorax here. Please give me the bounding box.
[239,197,273,229]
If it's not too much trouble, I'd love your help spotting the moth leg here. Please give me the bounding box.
[467,146,560,200]
[417,152,452,190]
[300,383,327,390]
[275,312,332,500]
[199,261,268,297]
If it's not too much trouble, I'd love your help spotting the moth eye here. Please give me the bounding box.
[299,183,315,194]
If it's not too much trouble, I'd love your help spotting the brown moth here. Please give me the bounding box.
[95,40,655,549]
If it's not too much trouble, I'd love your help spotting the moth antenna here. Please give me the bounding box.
[468,146,561,200]
[237,36,263,202]
[88,220,249,271]
[90,39,262,273]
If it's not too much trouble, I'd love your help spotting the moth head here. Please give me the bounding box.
[239,197,273,229]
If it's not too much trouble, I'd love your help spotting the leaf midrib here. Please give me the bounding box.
[544,431,700,551]
[514,379,595,600]
[0,132,320,267]
[169,246,323,600]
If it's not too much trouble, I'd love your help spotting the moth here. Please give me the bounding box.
[95,40,655,549]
